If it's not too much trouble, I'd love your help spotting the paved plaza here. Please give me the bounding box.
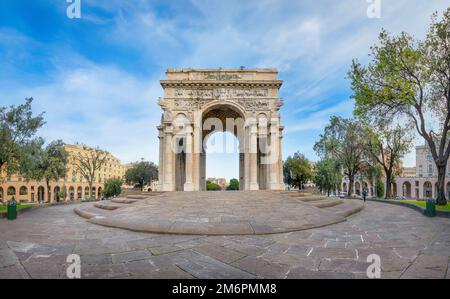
[73,192,363,235]
[0,194,449,279]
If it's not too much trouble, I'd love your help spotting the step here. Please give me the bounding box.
[111,197,138,204]
[93,202,126,211]
[306,198,343,208]
[325,200,364,217]
[126,195,149,200]
[295,196,328,202]
[74,204,111,220]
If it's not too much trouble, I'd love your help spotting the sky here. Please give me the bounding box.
[0,0,448,180]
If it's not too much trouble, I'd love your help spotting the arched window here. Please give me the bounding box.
[19,186,28,195]
[7,186,16,196]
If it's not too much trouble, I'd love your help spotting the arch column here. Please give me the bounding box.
[184,124,194,191]
[269,120,283,190]
[278,126,285,190]
[157,125,164,191]
[248,122,259,190]
[162,126,175,191]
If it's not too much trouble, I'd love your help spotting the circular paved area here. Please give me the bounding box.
[0,200,449,279]
[74,191,362,235]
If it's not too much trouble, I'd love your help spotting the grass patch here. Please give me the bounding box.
[386,199,450,211]
[0,204,35,213]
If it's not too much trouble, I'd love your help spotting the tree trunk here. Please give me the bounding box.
[348,177,354,197]
[385,172,392,199]
[46,180,51,203]
[89,181,93,201]
[436,164,447,205]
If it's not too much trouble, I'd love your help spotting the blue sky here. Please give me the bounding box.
[0,0,448,180]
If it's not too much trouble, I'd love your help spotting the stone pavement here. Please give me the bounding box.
[0,200,449,279]
[74,191,363,235]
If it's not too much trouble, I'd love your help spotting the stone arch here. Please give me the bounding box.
[92,186,96,199]
[77,186,82,200]
[98,187,103,198]
[201,104,246,191]
[342,182,347,193]
[355,182,361,196]
[37,186,45,202]
[69,186,75,200]
[391,182,398,197]
[0,187,3,202]
[446,182,450,199]
[7,186,16,200]
[157,69,284,192]
[54,186,61,202]
[19,186,28,201]
[424,181,432,199]
[402,181,412,198]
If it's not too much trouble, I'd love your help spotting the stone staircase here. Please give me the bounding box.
[279,191,364,218]
[74,193,164,220]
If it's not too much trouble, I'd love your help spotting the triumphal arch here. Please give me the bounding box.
[157,69,285,191]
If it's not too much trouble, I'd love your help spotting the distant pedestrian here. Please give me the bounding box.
[362,187,368,203]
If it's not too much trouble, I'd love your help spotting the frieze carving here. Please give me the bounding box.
[237,99,270,110]
[169,97,273,111]
[174,88,269,99]
[173,99,210,110]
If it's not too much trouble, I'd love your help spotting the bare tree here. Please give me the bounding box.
[72,146,108,200]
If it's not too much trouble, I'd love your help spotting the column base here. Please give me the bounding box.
[248,183,259,191]
[183,182,194,191]
[162,183,174,192]
[269,183,285,191]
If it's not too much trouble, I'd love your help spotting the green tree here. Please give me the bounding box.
[26,140,68,202]
[349,9,450,204]
[227,178,239,191]
[314,159,342,196]
[283,152,313,189]
[125,161,158,191]
[376,180,385,198]
[72,146,108,200]
[206,181,221,191]
[363,124,413,198]
[103,178,123,198]
[314,117,368,196]
[0,98,45,177]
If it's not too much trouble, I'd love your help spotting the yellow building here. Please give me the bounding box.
[0,144,127,203]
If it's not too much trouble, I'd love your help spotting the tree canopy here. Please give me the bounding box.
[72,146,109,200]
[25,140,68,202]
[283,151,313,189]
[349,8,450,204]
[363,123,413,198]
[125,161,158,191]
[227,178,239,191]
[314,116,368,196]
[0,98,45,177]
[314,159,342,196]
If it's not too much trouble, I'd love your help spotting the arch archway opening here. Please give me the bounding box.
[424,181,432,199]
[402,181,412,198]
[204,131,240,191]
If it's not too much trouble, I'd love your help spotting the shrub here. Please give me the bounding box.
[103,178,123,198]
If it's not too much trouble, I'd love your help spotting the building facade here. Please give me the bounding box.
[342,143,450,199]
[0,144,127,203]
[157,68,285,191]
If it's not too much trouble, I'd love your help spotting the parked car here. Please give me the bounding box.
[339,192,347,198]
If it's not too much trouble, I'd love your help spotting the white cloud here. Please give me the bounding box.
[1,64,163,164]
